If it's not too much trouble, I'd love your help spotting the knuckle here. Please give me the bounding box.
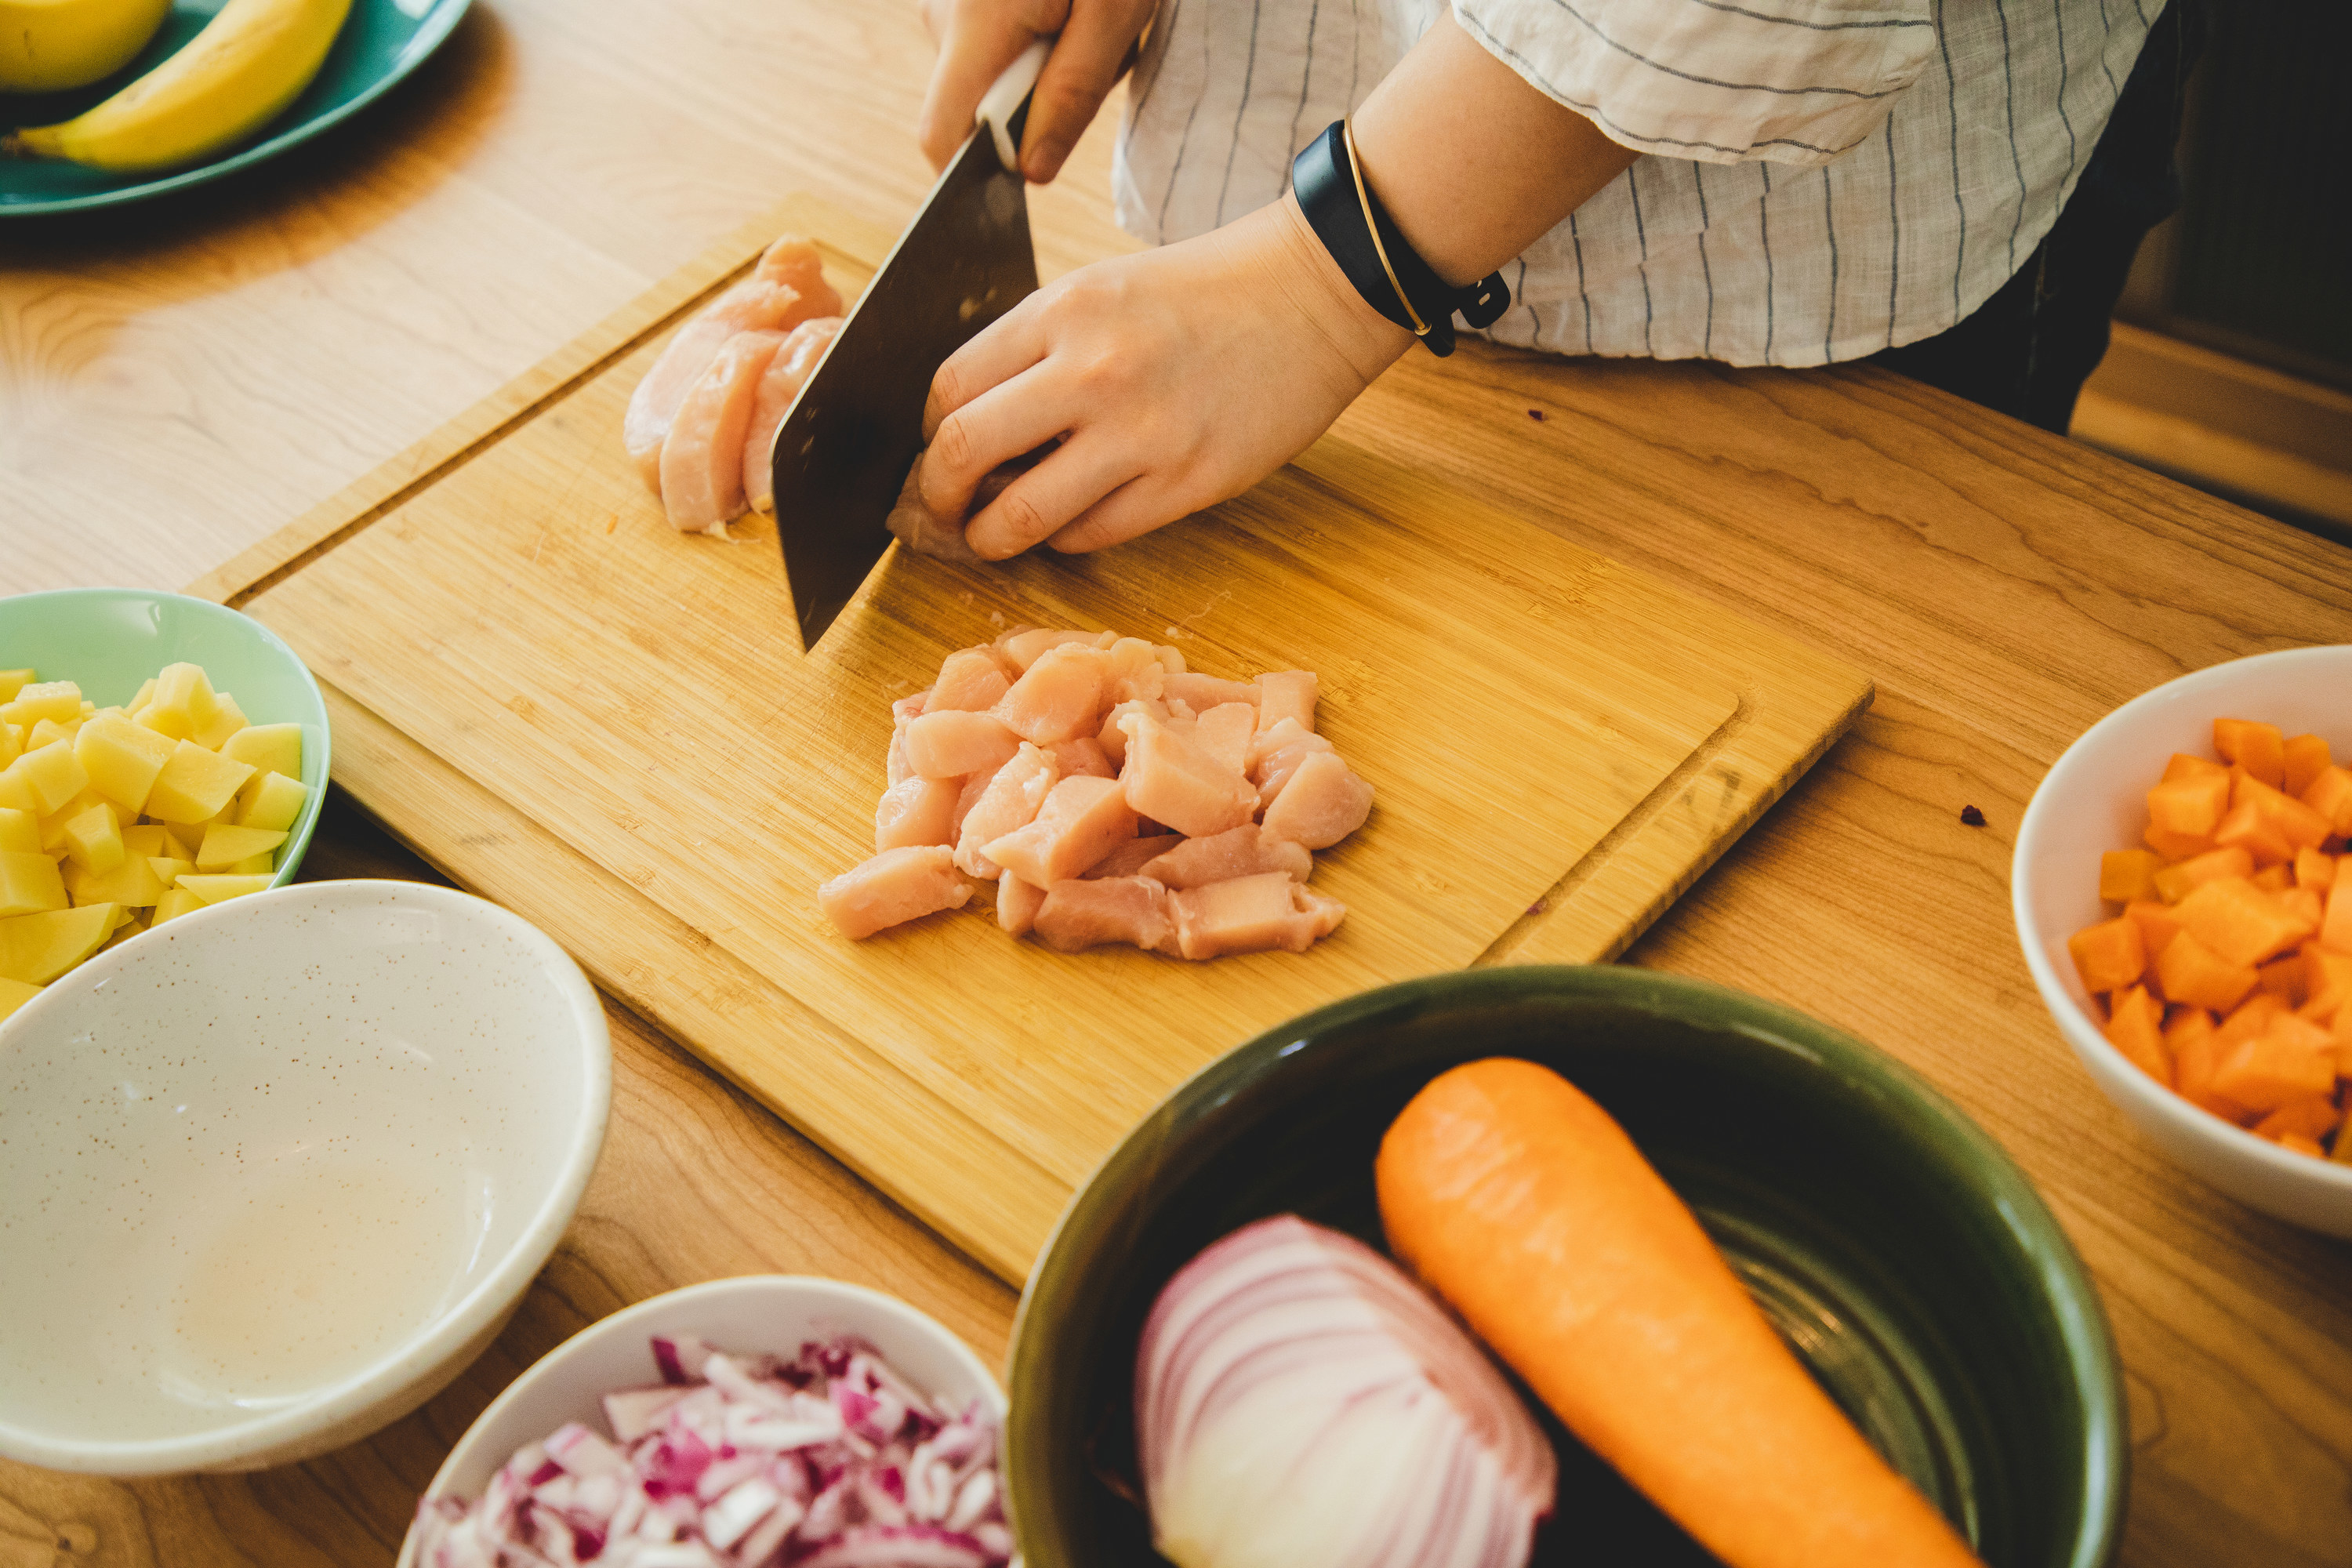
[930,410,976,475]
[991,486,1051,544]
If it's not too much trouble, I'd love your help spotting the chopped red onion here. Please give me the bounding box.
[1135,1214,1556,1568]
[412,1336,1007,1568]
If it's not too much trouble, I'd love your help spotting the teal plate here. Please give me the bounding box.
[0,0,471,218]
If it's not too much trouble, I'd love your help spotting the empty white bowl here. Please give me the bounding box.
[2014,645,2352,1235]
[395,1275,1007,1568]
[0,880,612,1475]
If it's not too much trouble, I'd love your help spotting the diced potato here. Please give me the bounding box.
[135,663,222,742]
[236,771,310,833]
[100,915,147,952]
[150,887,205,926]
[26,717,79,750]
[0,772,31,815]
[0,852,69,918]
[196,823,289,869]
[8,739,92,816]
[60,802,124,873]
[64,853,165,909]
[39,790,107,854]
[75,713,176,817]
[159,822,201,862]
[0,721,20,768]
[193,692,249,752]
[147,855,192,889]
[176,873,271,906]
[119,824,168,858]
[0,808,35,856]
[128,677,155,712]
[0,680,81,729]
[220,723,302,782]
[143,742,255,824]
[0,670,33,704]
[0,904,116,984]
[0,975,38,1023]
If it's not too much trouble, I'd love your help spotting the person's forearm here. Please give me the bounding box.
[1348,11,1638,289]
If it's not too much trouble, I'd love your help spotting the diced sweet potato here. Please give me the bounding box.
[2124,899,2185,961]
[2103,985,2172,1087]
[2234,771,2332,851]
[2147,771,2230,840]
[2252,1096,2342,1142]
[2303,949,2352,1025]
[2252,864,2293,894]
[2277,1131,2329,1158]
[2284,735,2333,797]
[2296,848,2339,891]
[2213,800,2296,867]
[2215,719,2286,787]
[2100,849,2161,905]
[2168,1008,2256,1123]
[2303,765,2352,837]
[2068,915,2145,994]
[2175,877,2318,967]
[2321,880,2352,956]
[2154,931,2261,1013]
[2152,846,2254,904]
[2212,1017,2337,1112]
[2164,753,2229,783]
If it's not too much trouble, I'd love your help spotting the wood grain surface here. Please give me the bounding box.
[5,1,2352,1564]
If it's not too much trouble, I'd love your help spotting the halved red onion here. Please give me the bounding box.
[1136,1214,1555,1568]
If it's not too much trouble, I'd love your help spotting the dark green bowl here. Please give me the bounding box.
[1006,965,2124,1568]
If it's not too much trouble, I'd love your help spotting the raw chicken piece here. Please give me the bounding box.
[885,455,985,563]
[997,874,1047,936]
[1189,702,1258,775]
[1000,627,1112,671]
[1250,720,1340,811]
[741,316,843,514]
[1104,638,1167,706]
[660,330,787,536]
[1033,876,1174,953]
[955,744,1058,880]
[949,769,993,840]
[1119,710,1257,839]
[873,775,959,852]
[1246,716,1331,772]
[1156,644,1189,674]
[818,846,971,939]
[1097,699,1167,768]
[1140,825,1312,889]
[931,647,1014,713]
[903,709,1022,780]
[623,269,834,490]
[1163,672,1258,712]
[1085,833,1183,880]
[1260,750,1374,848]
[1167,873,1347,959]
[886,691,928,787]
[1047,737,1115,779]
[749,235,843,314]
[984,776,1141,886]
[1256,670,1319,732]
[995,644,1110,745]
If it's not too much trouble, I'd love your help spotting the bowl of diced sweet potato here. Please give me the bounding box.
[2014,645,2352,1235]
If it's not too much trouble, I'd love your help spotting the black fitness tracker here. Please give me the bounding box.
[1290,119,1511,357]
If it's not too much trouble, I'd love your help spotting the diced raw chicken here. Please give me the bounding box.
[955,743,1058,880]
[1033,876,1174,954]
[623,273,834,491]
[995,644,1110,745]
[1256,670,1319,732]
[873,775,959,852]
[886,691,927,787]
[931,647,1014,713]
[984,776,1141,887]
[997,874,1047,936]
[1260,750,1374,848]
[818,846,971,939]
[1047,737,1115,779]
[1250,721,1340,811]
[885,454,985,563]
[1096,698,1166,768]
[1247,717,1332,773]
[1140,824,1312,889]
[660,330,787,536]
[741,316,843,514]
[1163,672,1258,712]
[1119,710,1257,838]
[1085,833,1183,880]
[1104,638,1167,706]
[903,710,1021,780]
[749,234,843,313]
[1189,702,1257,775]
[1156,644,1188,675]
[1000,627,1112,672]
[949,769,993,840]
[1167,873,1347,959]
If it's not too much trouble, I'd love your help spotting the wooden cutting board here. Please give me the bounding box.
[209,194,1871,1285]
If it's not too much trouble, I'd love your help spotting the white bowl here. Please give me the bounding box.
[2013,645,2352,1235]
[0,880,612,1475]
[394,1275,1007,1568]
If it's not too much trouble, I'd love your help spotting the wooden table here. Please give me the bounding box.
[5,4,2350,1566]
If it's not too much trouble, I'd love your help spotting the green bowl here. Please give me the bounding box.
[0,587,331,888]
[1007,965,2125,1568]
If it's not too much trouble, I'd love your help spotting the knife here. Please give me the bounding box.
[767,42,1049,652]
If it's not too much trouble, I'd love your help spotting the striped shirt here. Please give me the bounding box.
[1115,0,2161,367]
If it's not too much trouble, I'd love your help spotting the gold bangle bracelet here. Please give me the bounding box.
[1341,118,1429,339]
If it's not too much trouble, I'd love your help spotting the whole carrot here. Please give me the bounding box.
[1376,1058,1979,1568]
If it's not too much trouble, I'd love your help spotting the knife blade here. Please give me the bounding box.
[767,42,1048,652]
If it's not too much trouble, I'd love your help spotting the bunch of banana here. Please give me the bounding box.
[0,0,172,92]
[4,0,352,173]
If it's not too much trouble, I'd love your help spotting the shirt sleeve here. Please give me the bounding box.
[1451,0,1938,166]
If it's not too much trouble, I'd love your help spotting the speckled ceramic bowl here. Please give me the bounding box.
[0,880,610,1475]
[1007,966,2125,1568]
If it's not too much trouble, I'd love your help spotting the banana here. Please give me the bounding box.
[0,0,172,92]
[4,0,352,173]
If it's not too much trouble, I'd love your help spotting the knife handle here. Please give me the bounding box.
[979,38,1051,174]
